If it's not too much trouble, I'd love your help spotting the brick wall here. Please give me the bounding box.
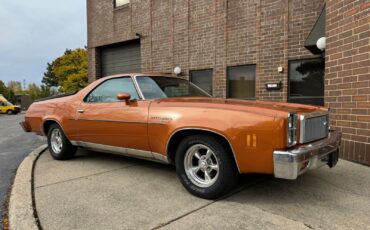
[326,0,370,165]
[87,0,370,165]
[88,0,324,97]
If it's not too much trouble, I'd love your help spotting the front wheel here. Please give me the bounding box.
[175,134,239,199]
[47,123,77,160]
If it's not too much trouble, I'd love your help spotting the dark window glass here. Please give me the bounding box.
[85,77,139,103]
[288,58,324,106]
[136,76,210,99]
[227,65,256,99]
[190,69,213,95]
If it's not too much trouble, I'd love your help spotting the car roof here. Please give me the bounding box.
[99,72,181,81]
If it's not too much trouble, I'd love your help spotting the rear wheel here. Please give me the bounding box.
[7,110,13,115]
[47,123,77,160]
[175,134,239,199]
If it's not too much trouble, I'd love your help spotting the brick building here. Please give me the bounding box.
[87,0,370,165]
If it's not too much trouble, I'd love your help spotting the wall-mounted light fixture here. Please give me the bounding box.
[277,66,284,73]
[174,66,182,75]
[135,33,143,39]
[316,37,326,51]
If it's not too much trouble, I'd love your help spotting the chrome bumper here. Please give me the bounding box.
[273,130,341,180]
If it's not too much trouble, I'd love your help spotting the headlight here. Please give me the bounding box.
[287,113,298,147]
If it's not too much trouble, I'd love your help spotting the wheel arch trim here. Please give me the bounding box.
[41,118,66,136]
[166,127,241,172]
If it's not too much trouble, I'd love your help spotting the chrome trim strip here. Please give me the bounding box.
[70,141,170,164]
[300,110,328,120]
[165,128,240,172]
[133,75,213,99]
[68,118,164,125]
[273,130,341,180]
[41,119,66,136]
[152,152,169,163]
[76,118,148,125]
[132,76,145,100]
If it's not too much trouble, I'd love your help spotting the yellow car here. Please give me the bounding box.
[0,101,21,115]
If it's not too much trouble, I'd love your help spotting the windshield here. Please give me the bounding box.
[6,101,13,106]
[136,76,211,99]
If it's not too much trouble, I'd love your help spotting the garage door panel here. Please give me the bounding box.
[102,58,142,66]
[101,41,141,77]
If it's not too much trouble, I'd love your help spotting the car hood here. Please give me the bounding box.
[154,97,324,117]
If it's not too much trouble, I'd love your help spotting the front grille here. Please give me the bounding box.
[300,112,329,144]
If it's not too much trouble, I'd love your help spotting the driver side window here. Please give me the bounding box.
[85,77,139,103]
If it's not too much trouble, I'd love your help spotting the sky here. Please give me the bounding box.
[0,0,87,86]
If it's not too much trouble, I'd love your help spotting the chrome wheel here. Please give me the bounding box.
[184,144,219,188]
[50,129,63,154]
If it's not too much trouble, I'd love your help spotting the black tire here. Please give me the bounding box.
[7,110,13,115]
[175,134,239,199]
[47,123,77,160]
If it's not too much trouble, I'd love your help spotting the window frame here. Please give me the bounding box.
[189,69,213,96]
[226,64,257,100]
[287,57,325,106]
[113,0,130,9]
[135,75,212,100]
[83,76,142,104]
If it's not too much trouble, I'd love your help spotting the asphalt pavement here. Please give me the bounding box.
[0,113,45,228]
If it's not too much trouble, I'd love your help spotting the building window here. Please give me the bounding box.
[190,69,213,95]
[227,65,256,99]
[114,0,130,8]
[288,58,324,106]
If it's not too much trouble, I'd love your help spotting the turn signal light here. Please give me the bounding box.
[246,134,257,147]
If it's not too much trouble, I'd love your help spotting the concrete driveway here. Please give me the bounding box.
[34,149,370,230]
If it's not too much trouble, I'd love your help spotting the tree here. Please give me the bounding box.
[0,80,14,102]
[27,83,41,100]
[39,85,57,99]
[42,62,59,87]
[43,48,88,92]
[0,80,9,96]
[7,81,23,94]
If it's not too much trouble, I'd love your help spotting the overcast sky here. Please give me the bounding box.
[0,0,87,86]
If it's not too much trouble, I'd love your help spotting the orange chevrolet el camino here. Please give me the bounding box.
[21,73,341,199]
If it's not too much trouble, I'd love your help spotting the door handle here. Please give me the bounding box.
[77,109,84,113]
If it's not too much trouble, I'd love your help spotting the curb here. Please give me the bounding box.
[8,144,47,230]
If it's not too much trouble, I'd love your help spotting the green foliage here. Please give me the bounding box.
[42,62,58,87]
[7,81,23,94]
[0,80,56,103]
[25,83,57,100]
[42,48,88,92]
[27,83,40,100]
[0,80,15,103]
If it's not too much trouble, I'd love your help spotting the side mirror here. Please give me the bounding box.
[117,93,131,103]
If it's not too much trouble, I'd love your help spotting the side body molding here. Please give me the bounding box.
[70,141,170,164]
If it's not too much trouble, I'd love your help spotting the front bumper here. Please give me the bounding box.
[273,130,341,180]
[19,121,31,132]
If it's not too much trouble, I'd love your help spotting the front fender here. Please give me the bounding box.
[148,105,279,174]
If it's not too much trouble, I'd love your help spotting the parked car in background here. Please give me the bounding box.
[0,95,20,115]
[20,73,341,199]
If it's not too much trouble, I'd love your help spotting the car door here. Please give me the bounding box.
[73,77,151,156]
[0,102,5,113]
